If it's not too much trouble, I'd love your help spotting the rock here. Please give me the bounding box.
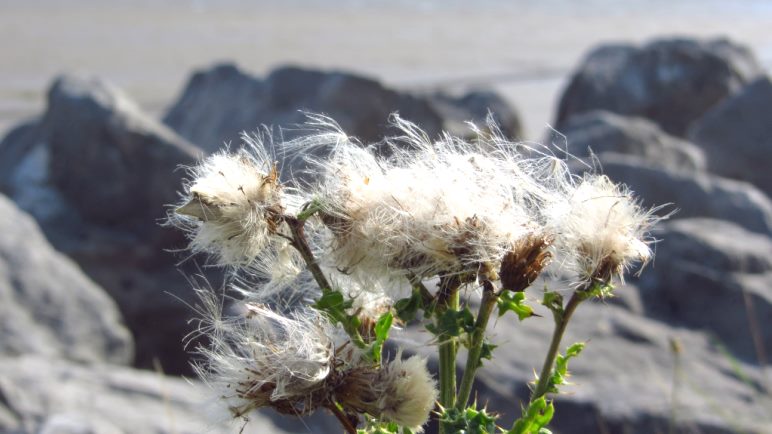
[0,355,340,434]
[0,194,132,364]
[586,154,772,235]
[164,64,523,154]
[639,218,772,363]
[0,75,208,374]
[688,77,772,196]
[164,64,444,152]
[392,292,770,434]
[547,110,706,171]
[556,37,763,137]
[428,89,523,139]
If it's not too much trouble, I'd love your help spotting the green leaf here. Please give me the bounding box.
[313,289,365,348]
[547,342,585,394]
[426,307,475,338]
[440,404,498,434]
[509,397,554,434]
[357,417,414,434]
[369,312,393,363]
[479,341,497,366]
[584,281,615,299]
[497,290,534,321]
[541,291,563,316]
[395,291,422,322]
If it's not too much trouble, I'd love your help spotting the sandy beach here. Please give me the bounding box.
[1,0,771,140]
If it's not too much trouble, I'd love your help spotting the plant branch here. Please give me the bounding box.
[326,403,357,434]
[436,275,461,434]
[456,280,498,410]
[531,291,583,401]
[283,213,332,292]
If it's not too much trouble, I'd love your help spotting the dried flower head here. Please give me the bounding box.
[336,355,438,431]
[299,116,546,293]
[173,137,293,266]
[499,234,553,292]
[546,174,656,284]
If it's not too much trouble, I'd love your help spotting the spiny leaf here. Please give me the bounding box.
[509,397,554,434]
[498,290,535,321]
[426,307,475,338]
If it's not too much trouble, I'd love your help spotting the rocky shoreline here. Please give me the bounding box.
[1,36,770,433]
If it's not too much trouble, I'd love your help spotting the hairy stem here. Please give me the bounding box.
[455,280,498,410]
[531,291,583,401]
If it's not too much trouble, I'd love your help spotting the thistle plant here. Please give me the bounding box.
[170,115,659,433]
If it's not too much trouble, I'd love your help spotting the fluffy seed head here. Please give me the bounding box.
[546,174,655,284]
[336,355,437,431]
[304,116,545,292]
[193,300,345,419]
[174,139,288,266]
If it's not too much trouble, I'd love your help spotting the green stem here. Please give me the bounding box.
[455,281,498,410]
[531,292,583,401]
[436,277,461,434]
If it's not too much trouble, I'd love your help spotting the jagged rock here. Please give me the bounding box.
[393,292,770,434]
[0,194,132,364]
[689,77,772,196]
[0,75,207,374]
[0,355,339,434]
[428,89,523,139]
[639,218,772,362]
[164,64,444,152]
[547,110,705,171]
[556,37,763,137]
[585,154,772,235]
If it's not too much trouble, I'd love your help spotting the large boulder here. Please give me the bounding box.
[689,77,772,196]
[0,75,207,374]
[556,38,763,137]
[0,195,132,364]
[164,64,523,153]
[0,355,340,434]
[393,293,770,434]
[639,218,772,362]
[164,64,444,152]
[547,110,705,171]
[587,154,772,235]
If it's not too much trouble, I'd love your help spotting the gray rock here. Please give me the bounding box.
[589,154,772,235]
[428,89,523,139]
[689,77,772,197]
[164,64,444,152]
[0,75,208,374]
[393,293,770,434]
[556,37,763,137]
[639,218,772,363]
[0,194,132,364]
[547,110,706,171]
[0,355,340,434]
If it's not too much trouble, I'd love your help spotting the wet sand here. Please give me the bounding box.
[1,0,771,140]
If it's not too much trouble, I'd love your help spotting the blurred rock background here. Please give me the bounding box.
[0,1,770,433]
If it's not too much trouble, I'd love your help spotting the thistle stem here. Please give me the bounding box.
[436,277,461,434]
[326,403,357,434]
[455,281,498,410]
[284,214,332,292]
[531,291,583,401]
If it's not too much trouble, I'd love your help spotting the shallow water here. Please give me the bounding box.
[1,0,771,139]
